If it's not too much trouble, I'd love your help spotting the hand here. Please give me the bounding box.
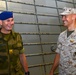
[49,70,54,75]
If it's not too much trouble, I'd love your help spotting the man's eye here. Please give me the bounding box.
[7,20,10,22]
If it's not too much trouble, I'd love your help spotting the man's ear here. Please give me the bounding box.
[72,14,76,20]
[0,20,2,25]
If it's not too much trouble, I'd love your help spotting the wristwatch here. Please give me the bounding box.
[25,71,30,75]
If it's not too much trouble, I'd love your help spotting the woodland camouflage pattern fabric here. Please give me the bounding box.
[56,29,76,75]
[0,30,24,75]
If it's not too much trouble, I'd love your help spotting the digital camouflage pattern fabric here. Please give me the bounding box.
[0,30,24,75]
[56,29,76,75]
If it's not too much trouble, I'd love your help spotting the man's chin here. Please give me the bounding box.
[7,28,12,31]
[63,24,68,27]
[7,29,12,31]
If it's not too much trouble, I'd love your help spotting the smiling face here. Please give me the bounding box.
[1,18,14,34]
[62,14,73,27]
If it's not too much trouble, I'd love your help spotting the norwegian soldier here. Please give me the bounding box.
[0,11,30,75]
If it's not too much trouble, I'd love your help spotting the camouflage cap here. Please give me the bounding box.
[60,7,76,15]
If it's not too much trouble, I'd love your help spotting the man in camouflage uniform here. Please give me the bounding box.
[49,7,76,75]
[0,11,30,75]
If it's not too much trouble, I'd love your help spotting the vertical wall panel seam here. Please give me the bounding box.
[34,0,46,75]
[5,0,8,10]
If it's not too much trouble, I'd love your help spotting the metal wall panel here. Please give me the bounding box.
[7,2,35,13]
[22,35,40,43]
[0,1,6,10]
[14,24,38,32]
[11,0,34,4]
[60,0,73,2]
[38,16,60,24]
[39,25,61,32]
[24,45,42,54]
[35,0,56,7]
[57,1,74,8]
[37,7,58,16]
[41,35,59,42]
[14,14,36,23]
[74,0,76,3]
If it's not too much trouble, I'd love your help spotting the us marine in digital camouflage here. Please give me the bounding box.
[0,11,30,75]
[49,7,76,75]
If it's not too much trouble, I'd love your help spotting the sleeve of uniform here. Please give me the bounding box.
[55,35,62,54]
[20,48,25,54]
[16,33,25,54]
